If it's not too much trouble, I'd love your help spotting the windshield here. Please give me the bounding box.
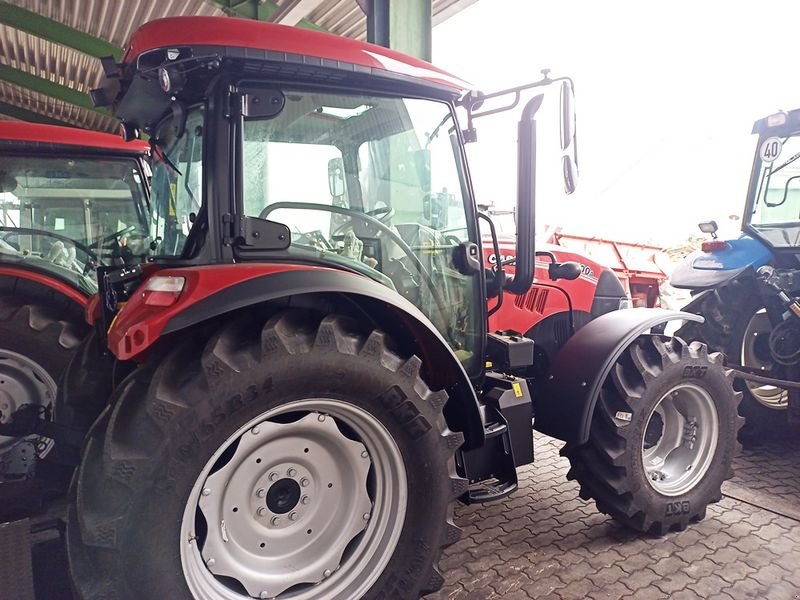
[0,154,148,287]
[149,106,204,257]
[242,90,479,367]
[749,132,800,247]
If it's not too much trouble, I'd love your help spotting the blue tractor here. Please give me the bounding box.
[672,109,800,431]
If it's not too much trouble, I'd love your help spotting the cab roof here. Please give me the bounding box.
[0,121,148,154]
[122,16,470,94]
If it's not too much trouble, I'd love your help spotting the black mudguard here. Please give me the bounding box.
[159,268,485,449]
[534,308,703,445]
[678,289,715,315]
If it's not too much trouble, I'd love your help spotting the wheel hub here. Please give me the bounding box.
[266,478,301,514]
[642,384,719,496]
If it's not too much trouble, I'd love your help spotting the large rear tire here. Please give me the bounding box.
[0,296,86,481]
[562,336,743,535]
[676,290,788,433]
[67,310,464,600]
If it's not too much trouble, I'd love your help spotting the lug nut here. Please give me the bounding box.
[287,468,297,477]
[323,569,332,578]
[301,496,310,505]
[257,507,267,517]
[317,414,326,422]
[251,426,261,435]
[207,558,216,567]
[289,512,298,521]
[256,488,266,498]
[269,472,278,482]
[202,488,211,496]
[300,478,309,487]
[271,516,280,526]
[363,512,371,521]
[361,450,369,459]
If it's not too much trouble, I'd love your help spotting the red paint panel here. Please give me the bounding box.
[108,263,338,361]
[0,122,148,154]
[123,16,469,92]
[482,237,611,333]
[0,266,89,308]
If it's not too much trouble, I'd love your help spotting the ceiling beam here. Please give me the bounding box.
[0,99,71,126]
[209,0,324,30]
[0,0,122,60]
[0,65,107,115]
[270,0,325,26]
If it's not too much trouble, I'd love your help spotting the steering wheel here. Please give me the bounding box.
[258,202,449,325]
[331,206,395,236]
[89,224,139,250]
[0,226,98,262]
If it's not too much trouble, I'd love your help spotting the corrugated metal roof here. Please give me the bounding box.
[0,0,476,132]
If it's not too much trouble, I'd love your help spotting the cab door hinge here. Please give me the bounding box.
[221,213,234,245]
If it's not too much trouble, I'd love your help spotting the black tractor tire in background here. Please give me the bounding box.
[0,296,88,483]
[675,289,788,435]
[67,310,465,600]
[56,329,127,440]
[562,336,743,536]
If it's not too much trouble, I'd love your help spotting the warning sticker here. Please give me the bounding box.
[760,137,783,163]
[512,381,523,398]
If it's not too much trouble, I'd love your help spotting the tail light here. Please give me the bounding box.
[701,240,730,252]
[142,275,185,306]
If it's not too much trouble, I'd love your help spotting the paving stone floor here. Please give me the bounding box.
[430,429,800,600]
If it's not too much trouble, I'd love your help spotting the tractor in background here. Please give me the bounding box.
[0,17,740,600]
[672,108,800,432]
[0,122,148,500]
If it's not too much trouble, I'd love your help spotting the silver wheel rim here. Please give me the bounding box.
[642,383,719,496]
[0,349,57,476]
[180,399,407,600]
[741,309,789,410]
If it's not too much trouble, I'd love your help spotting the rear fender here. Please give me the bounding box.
[533,308,703,445]
[670,236,772,290]
[108,264,485,449]
[0,264,89,308]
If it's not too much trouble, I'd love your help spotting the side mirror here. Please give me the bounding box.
[560,80,578,195]
[548,261,582,281]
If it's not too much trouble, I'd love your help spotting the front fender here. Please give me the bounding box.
[533,308,703,445]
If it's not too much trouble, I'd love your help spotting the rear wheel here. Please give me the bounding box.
[562,336,743,535]
[0,296,86,481]
[677,290,789,432]
[68,310,464,600]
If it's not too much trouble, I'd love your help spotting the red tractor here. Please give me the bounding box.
[485,232,630,376]
[0,122,148,490]
[33,16,743,599]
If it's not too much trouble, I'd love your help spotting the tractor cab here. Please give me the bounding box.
[93,16,576,371]
[0,123,150,294]
[745,109,800,251]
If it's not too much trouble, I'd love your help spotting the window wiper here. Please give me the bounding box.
[768,147,800,176]
[425,114,453,148]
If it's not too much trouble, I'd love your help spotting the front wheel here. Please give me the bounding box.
[67,310,464,600]
[562,336,743,535]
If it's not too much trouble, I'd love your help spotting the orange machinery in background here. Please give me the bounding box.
[549,230,668,307]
